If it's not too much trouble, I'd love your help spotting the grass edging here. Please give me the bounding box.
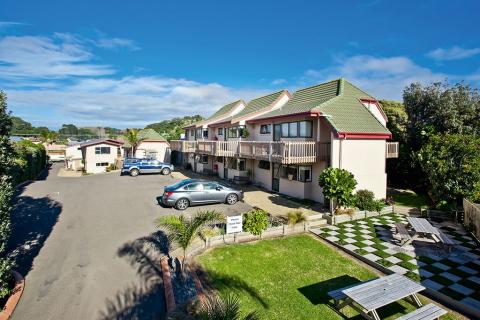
[314,231,480,319]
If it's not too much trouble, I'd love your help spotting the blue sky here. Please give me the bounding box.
[0,0,479,129]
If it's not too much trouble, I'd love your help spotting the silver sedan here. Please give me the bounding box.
[160,179,244,210]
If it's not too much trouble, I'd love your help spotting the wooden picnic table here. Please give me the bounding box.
[400,217,440,246]
[340,274,425,320]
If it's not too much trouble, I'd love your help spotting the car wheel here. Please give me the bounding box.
[226,193,238,205]
[130,169,139,177]
[161,168,171,175]
[175,198,190,210]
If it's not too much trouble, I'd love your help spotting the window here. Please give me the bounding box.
[226,158,246,171]
[95,146,110,154]
[218,128,223,135]
[196,128,202,138]
[185,129,189,137]
[289,122,298,137]
[190,129,194,137]
[201,154,209,163]
[203,182,218,190]
[202,129,208,138]
[299,166,312,182]
[258,160,270,170]
[186,183,203,191]
[281,165,298,180]
[96,162,109,167]
[281,123,289,137]
[299,121,312,138]
[260,124,271,134]
[216,156,223,163]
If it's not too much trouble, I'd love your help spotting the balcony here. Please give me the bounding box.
[386,142,399,158]
[170,140,331,164]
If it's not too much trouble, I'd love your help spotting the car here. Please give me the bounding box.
[160,179,244,210]
[121,158,174,177]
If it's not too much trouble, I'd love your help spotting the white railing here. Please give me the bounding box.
[169,140,331,164]
[386,142,399,158]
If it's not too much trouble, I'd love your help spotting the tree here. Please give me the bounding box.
[40,131,58,145]
[145,115,203,141]
[125,128,147,157]
[417,133,480,205]
[11,116,34,134]
[318,168,357,213]
[379,100,408,143]
[156,210,222,272]
[59,124,78,136]
[198,294,259,320]
[0,91,14,299]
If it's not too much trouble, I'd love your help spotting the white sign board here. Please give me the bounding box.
[226,215,243,234]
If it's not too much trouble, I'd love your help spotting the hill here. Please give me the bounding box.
[145,115,203,141]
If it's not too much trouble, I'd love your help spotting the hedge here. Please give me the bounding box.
[12,140,47,185]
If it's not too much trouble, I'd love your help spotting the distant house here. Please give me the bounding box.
[121,129,171,162]
[44,143,66,161]
[72,139,124,174]
[65,142,84,171]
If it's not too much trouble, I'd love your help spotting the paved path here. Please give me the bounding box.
[8,164,251,320]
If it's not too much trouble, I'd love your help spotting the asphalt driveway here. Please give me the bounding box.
[8,163,251,320]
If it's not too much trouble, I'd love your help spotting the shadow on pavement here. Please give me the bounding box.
[98,231,169,319]
[7,194,62,276]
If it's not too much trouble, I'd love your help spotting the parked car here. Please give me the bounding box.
[121,158,174,177]
[160,179,243,210]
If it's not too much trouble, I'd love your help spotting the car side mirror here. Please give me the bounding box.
[216,187,221,191]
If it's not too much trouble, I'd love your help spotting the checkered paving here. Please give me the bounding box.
[313,214,480,312]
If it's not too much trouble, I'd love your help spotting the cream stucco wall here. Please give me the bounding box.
[331,138,387,199]
[252,160,272,189]
[84,143,121,174]
[134,141,171,162]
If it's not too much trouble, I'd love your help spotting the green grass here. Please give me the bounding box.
[405,271,421,282]
[197,235,459,320]
[373,250,391,259]
[398,261,419,271]
[394,252,413,261]
[391,190,429,208]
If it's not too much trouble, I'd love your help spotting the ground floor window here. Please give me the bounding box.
[96,162,109,167]
[258,160,270,170]
[201,154,209,164]
[216,156,223,163]
[280,164,312,182]
[227,158,246,171]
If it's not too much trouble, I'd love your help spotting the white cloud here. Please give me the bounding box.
[301,55,446,100]
[0,34,115,80]
[426,46,480,61]
[0,21,27,29]
[271,78,286,86]
[6,76,267,127]
[95,37,140,50]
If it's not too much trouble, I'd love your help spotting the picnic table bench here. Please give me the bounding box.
[396,303,447,320]
[329,274,439,320]
[395,223,412,245]
[433,230,455,252]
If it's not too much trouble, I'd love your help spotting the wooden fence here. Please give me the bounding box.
[463,198,480,239]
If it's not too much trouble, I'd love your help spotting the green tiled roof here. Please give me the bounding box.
[206,100,243,120]
[122,129,166,147]
[253,78,389,134]
[233,90,286,119]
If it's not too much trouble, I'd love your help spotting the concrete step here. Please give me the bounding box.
[308,219,327,227]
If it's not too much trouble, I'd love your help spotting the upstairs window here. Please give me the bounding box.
[95,146,110,154]
[299,121,312,138]
[260,124,271,134]
[279,121,313,138]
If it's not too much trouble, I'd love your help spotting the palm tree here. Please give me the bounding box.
[156,210,223,271]
[124,128,146,157]
[198,294,259,320]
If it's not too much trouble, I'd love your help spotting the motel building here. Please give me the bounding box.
[170,78,399,204]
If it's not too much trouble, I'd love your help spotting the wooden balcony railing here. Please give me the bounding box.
[170,140,331,164]
[386,142,399,158]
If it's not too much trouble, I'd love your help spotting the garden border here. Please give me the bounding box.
[0,270,25,320]
[315,230,480,319]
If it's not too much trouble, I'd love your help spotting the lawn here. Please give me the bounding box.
[197,235,458,320]
[391,189,429,207]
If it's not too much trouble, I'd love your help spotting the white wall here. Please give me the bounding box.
[361,101,387,127]
[252,160,271,189]
[331,138,387,199]
[84,143,121,174]
[134,141,170,162]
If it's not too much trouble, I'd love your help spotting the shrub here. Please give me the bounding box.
[373,200,386,212]
[287,210,306,225]
[354,189,375,211]
[12,140,47,185]
[335,208,355,216]
[243,209,269,236]
[318,168,357,211]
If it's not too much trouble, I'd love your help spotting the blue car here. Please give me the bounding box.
[121,158,174,177]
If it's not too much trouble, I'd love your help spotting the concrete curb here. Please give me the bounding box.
[0,270,25,320]
[314,231,480,319]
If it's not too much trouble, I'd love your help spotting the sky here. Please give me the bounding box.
[0,0,479,129]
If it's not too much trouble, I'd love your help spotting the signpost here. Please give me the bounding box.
[226,215,242,234]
